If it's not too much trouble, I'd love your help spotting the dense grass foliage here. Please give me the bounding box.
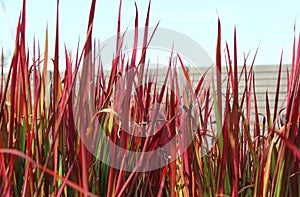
[0,0,299,196]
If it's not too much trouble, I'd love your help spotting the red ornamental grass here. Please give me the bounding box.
[0,0,299,196]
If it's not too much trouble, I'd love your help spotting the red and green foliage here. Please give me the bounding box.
[0,0,299,196]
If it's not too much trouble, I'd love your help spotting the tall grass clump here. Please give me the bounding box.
[0,0,299,196]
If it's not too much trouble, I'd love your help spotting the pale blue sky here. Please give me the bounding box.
[0,0,299,67]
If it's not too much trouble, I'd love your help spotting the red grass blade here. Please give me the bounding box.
[272,51,283,130]
[231,27,239,197]
[216,18,222,123]
[56,162,74,197]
